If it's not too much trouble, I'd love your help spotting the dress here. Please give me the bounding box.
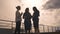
[23,12,32,31]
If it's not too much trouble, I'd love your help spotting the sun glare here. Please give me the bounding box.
[20,0,42,15]
[21,0,42,7]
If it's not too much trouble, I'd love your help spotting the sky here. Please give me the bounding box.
[43,0,60,9]
[0,0,60,27]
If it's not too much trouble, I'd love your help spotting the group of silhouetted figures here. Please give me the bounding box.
[14,6,40,34]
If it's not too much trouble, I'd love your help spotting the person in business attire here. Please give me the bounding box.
[14,6,23,34]
[32,7,40,33]
[23,8,32,34]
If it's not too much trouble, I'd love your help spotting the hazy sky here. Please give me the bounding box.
[0,0,60,26]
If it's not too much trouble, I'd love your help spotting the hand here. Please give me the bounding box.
[21,12,23,15]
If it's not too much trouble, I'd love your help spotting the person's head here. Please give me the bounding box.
[25,8,29,12]
[33,7,37,12]
[16,6,21,10]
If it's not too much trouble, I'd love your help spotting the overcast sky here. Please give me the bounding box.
[0,0,60,26]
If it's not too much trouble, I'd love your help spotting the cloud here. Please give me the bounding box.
[43,0,60,9]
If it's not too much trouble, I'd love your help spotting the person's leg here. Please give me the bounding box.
[28,30,30,34]
[24,26,27,34]
[35,28,37,33]
[14,22,18,34]
[18,29,20,34]
[34,23,37,33]
[37,20,39,34]
[16,21,20,34]
[35,28,39,34]
[18,22,20,34]
[14,24,18,34]
[35,24,39,34]
[28,23,31,34]
[35,20,39,33]
[14,28,17,34]
[34,25,38,33]
[25,30,28,34]
[37,28,39,34]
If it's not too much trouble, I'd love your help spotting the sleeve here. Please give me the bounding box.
[23,13,25,19]
[38,11,40,16]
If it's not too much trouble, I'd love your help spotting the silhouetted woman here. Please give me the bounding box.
[32,7,40,33]
[15,6,22,34]
[23,8,32,34]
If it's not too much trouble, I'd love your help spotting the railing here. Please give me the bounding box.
[39,24,60,32]
[0,19,14,29]
[0,19,60,33]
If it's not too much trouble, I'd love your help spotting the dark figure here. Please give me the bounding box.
[23,8,32,34]
[15,6,22,34]
[32,7,40,33]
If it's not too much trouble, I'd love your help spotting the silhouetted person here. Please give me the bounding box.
[23,8,32,34]
[32,7,40,33]
[14,6,22,34]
